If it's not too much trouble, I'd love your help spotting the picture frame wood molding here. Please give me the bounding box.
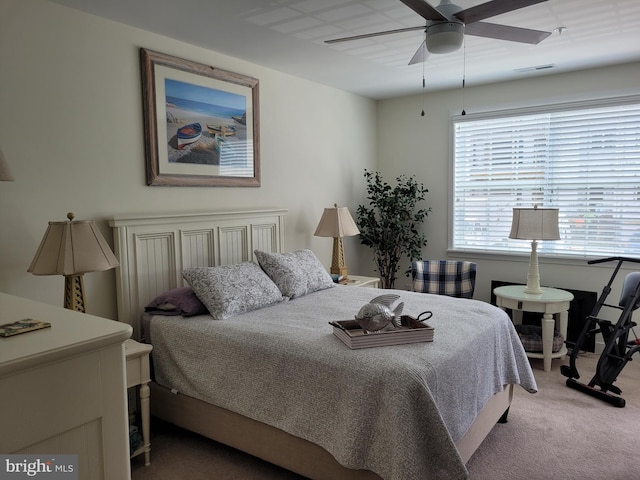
[140,48,260,187]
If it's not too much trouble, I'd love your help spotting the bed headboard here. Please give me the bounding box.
[109,209,287,338]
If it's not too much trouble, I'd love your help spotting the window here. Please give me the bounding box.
[451,97,640,258]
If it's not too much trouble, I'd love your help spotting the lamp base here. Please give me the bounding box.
[524,240,543,295]
[523,284,544,295]
[330,237,349,279]
[64,274,87,312]
[330,265,349,278]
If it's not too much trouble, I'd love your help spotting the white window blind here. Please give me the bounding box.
[451,97,640,258]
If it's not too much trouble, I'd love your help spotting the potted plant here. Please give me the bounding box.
[356,170,430,289]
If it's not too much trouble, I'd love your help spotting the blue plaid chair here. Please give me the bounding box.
[411,260,477,299]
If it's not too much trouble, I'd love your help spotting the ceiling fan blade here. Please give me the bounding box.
[399,0,447,22]
[455,0,548,25]
[465,21,551,44]
[325,25,425,44]
[408,40,429,65]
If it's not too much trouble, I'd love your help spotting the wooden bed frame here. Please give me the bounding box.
[110,209,513,479]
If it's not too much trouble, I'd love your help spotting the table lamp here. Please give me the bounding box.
[0,147,14,181]
[509,205,560,295]
[314,204,360,279]
[28,212,120,312]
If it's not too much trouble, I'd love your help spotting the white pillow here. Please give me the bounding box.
[254,249,334,299]
[182,262,285,320]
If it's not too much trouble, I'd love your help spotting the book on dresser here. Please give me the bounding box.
[0,318,51,337]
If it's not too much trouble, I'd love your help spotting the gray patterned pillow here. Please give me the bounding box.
[254,249,334,299]
[182,262,285,320]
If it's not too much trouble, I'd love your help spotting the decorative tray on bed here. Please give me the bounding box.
[329,316,434,349]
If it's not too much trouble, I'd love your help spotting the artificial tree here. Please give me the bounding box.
[356,170,430,289]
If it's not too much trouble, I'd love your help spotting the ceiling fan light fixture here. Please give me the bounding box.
[426,22,464,54]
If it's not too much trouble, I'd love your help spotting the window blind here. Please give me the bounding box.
[451,97,640,258]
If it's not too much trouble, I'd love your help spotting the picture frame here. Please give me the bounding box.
[140,48,260,187]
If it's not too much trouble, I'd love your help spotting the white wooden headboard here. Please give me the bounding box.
[109,209,287,338]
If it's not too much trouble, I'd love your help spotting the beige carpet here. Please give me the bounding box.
[131,352,640,480]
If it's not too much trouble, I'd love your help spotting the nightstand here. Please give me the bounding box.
[125,339,153,466]
[493,285,573,373]
[344,275,381,288]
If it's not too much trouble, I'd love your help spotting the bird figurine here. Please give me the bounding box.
[355,294,404,334]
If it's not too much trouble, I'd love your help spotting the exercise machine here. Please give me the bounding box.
[561,257,640,407]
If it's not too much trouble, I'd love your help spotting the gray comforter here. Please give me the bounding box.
[149,285,537,480]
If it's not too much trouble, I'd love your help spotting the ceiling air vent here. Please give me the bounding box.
[514,64,555,72]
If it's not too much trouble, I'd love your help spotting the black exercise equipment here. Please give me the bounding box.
[561,257,640,407]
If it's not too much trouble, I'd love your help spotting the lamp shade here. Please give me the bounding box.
[0,147,14,181]
[509,207,560,241]
[314,204,360,238]
[28,213,120,276]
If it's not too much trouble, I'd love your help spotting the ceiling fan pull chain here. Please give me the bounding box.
[461,38,466,116]
[421,62,426,117]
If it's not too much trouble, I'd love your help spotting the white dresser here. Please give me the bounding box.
[0,293,133,480]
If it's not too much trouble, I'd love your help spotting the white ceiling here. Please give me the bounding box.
[49,0,640,99]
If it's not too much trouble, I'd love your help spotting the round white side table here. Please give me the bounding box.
[494,285,574,372]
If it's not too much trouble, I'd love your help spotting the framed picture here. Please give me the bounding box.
[140,48,260,187]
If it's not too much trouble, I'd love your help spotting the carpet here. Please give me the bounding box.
[131,352,640,480]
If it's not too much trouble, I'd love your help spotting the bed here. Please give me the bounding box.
[110,209,537,480]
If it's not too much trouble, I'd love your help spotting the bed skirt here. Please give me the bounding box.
[149,382,514,480]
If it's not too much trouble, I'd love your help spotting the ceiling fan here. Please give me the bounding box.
[325,0,552,65]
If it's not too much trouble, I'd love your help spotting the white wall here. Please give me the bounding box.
[0,0,377,319]
[377,61,640,312]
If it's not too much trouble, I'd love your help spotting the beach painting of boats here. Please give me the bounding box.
[164,78,253,178]
[141,48,259,187]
